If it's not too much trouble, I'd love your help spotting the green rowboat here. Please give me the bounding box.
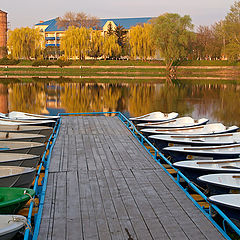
[0,188,35,214]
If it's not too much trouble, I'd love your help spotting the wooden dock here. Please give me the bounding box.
[38,116,225,240]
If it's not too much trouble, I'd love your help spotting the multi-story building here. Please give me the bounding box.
[0,10,7,58]
[35,17,152,47]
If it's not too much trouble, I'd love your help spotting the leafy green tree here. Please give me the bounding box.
[114,25,128,55]
[152,13,194,73]
[223,1,240,60]
[8,27,43,59]
[107,22,114,36]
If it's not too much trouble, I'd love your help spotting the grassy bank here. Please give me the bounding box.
[0,59,240,67]
[0,65,239,80]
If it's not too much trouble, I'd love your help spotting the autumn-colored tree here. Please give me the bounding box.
[129,23,155,60]
[57,12,99,30]
[88,30,104,59]
[60,26,91,60]
[102,35,121,59]
[8,27,43,59]
[193,24,223,60]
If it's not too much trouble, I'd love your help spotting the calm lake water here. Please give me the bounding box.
[0,78,240,126]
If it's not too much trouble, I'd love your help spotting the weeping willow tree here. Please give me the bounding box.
[129,23,156,60]
[88,30,104,59]
[8,27,43,59]
[60,26,91,60]
[102,34,121,59]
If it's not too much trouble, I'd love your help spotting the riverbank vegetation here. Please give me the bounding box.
[5,1,240,77]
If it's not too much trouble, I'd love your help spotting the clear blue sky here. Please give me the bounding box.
[1,0,236,29]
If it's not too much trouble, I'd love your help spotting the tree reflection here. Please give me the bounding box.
[3,79,240,126]
[8,83,48,114]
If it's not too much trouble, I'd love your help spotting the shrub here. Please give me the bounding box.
[0,58,20,65]
[55,59,72,68]
[32,60,53,67]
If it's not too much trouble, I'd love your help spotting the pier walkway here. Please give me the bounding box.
[38,116,225,240]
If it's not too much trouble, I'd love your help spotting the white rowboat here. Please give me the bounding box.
[198,173,240,195]
[149,132,240,150]
[141,123,239,137]
[208,194,240,227]
[0,125,53,139]
[0,118,55,128]
[1,111,60,121]
[164,144,240,162]
[129,112,178,124]
[0,153,40,168]
[0,141,45,156]
[0,215,27,240]
[0,166,36,188]
[137,117,209,129]
[0,132,46,143]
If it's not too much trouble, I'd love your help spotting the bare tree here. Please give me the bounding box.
[57,11,100,30]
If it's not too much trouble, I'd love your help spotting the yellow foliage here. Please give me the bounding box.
[60,26,91,60]
[7,27,43,59]
[129,23,155,60]
[102,34,121,59]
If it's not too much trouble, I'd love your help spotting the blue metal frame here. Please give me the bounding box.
[24,118,61,240]
[24,111,240,240]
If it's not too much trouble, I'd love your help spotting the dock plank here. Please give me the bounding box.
[39,116,226,240]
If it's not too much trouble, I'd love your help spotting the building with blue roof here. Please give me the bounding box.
[35,17,153,48]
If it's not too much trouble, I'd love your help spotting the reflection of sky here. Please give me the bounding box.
[1,0,235,29]
[47,108,65,116]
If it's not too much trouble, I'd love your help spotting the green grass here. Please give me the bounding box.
[1,59,240,67]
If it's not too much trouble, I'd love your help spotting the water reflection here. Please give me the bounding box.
[0,79,240,126]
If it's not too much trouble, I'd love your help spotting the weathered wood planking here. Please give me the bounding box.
[38,116,225,240]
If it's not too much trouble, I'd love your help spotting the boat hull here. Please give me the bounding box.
[0,126,53,139]
[7,111,60,122]
[174,167,240,187]
[0,188,35,214]
[208,195,240,228]
[0,132,46,143]
[0,168,36,188]
[151,136,238,151]
[164,149,240,162]
[0,141,46,156]
[0,153,40,168]
[0,215,26,240]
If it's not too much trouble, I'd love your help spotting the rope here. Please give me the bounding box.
[24,190,37,207]
[8,216,32,233]
[189,181,209,195]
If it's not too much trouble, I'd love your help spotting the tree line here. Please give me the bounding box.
[6,1,240,73]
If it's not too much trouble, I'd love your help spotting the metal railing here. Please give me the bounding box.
[24,118,61,240]
[117,112,240,240]
[24,111,240,240]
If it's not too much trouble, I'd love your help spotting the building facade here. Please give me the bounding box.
[0,10,7,58]
[35,17,152,48]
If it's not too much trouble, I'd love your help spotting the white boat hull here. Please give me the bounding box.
[0,215,26,240]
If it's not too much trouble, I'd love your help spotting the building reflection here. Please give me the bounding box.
[0,84,8,113]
